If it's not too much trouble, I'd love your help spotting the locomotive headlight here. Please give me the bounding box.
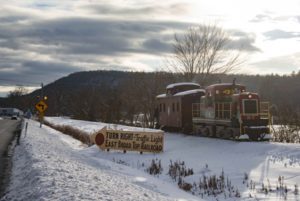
[248,94,252,99]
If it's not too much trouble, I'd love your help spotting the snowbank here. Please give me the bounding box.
[3,117,300,201]
[1,120,198,201]
[45,117,161,135]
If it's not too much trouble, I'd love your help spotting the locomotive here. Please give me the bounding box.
[156,81,271,140]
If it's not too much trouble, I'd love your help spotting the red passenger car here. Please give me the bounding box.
[156,82,205,132]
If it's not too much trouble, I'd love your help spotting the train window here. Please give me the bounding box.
[177,102,180,112]
[172,103,175,112]
[243,100,258,114]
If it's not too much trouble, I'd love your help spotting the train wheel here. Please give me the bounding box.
[220,130,226,139]
[202,127,209,137]
[224,129,234,139]
[194,125,202,136]
[215,126,223,138]
[210,126,216,137]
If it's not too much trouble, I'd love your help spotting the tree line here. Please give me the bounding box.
[1,70,299,127]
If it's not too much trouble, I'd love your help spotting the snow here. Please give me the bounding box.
[156,89,205,98]
[166,83,200,89]
[1,120,197,201]
[239,134,249,140]
[44,116,160,135]
[3,117,300,201]
[156,94,166,98]
[262,134,273,140]
[174,89,205,96]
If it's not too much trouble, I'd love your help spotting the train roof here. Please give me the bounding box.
[156,89,204,99]
[207,83,245,88]
[174,89,205,96]
[156,94,167,98]
[166,82,200,89]
[205,83,246,92]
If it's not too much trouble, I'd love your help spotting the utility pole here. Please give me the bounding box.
[39,83,44,128]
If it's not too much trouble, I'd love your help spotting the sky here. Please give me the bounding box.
[0,0,300,97]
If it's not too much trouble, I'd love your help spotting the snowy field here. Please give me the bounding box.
[2,117,300,201]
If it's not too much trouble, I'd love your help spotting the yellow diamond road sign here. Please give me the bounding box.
[35,100,48,113]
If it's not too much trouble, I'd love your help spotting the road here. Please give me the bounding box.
[0,119,20,197]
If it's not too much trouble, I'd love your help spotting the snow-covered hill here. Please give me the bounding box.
[2,117,300,201]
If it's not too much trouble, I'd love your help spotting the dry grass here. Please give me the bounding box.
[44,120,93,146]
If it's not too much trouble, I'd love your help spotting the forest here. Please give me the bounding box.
[1,70,299,128]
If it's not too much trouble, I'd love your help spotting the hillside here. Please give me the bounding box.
[1,70,299,123]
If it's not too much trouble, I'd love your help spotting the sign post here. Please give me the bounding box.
[91,127,164,154]
[35,100,48,128]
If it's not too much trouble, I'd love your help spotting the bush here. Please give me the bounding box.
[44,120,92,145]
[271,106,300,143]
[146,159,163,176]
[168,160,193,181]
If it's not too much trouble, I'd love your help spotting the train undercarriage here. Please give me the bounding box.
[192,102,271,141]
[192,121,270,141]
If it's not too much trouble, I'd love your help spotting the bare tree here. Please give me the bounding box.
[6,86,29,109]
[168,24,242,84]
[7,86,28,97]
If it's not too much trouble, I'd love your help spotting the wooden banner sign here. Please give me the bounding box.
[91,127,164,153]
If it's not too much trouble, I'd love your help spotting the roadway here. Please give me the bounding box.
[0,119,20,197]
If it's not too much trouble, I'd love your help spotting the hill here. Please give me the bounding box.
[1,70,299,124]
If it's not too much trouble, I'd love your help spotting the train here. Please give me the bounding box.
[155,81,271,140]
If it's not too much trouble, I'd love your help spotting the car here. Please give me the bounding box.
[11,116,18,120]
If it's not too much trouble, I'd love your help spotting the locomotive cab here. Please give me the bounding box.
[232,92,270,139]
[192,82,270,140]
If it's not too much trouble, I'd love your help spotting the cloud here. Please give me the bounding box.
[250,14,272,23]
[264,29,300,40]
[250,52,300,74]
[227,31,260,52]
[1,16,191,55]
[0,60,82,85]
[0,0,262,97]
[83,2,189,17]
[142,39,172,54]
[250,14,300,24]
[22,61,82,74]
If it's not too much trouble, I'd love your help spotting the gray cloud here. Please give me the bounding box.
[0,3,259,96]
[250,52,300,74]
[264,29,300,40]
[227,37,260,52]
[0,16,192,88]
[0,17,191,56]
[250,14,300,24]
[250,14,272,23]
[0,60,82,86]
[22,61,82,74]
[84,3,189,17]
[142,38,172,54]
[227,30,259,52]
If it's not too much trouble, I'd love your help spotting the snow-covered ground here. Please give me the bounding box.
[45,116,160,134]
[2,117,300,201]
[1,119,198,201]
